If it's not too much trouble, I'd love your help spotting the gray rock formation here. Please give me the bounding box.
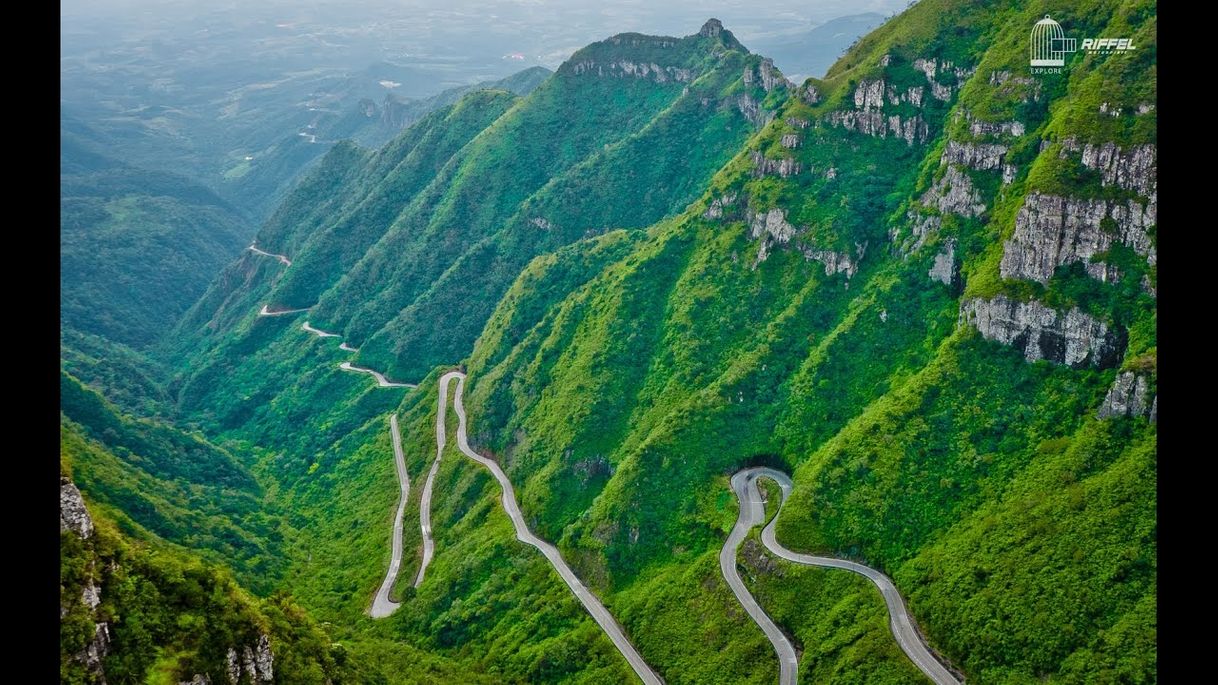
[786,117,809,129]
[748,206,862,277]
[699,18,723,38]
[959,295,1121,367]
[1149,396,1157,423]
[570,60,694,83]
[799,84,820,105]
[968,118,1026,138]
[922,166,985,217]
[701,192,735,218]
[83,579,102,610]
[751,151,801,178]
[530,217,554,231]
[1098,371,1154,419]
[999,193,1156,284]
[61,478,94,539]
[854,79,886,109]
[255,634,274,682]
[989,70,1042,102]
[758,58,788,92]
[703,193,738,220]
[780,134,801,148]
[179,676,212,685]
[77,622,111,684]
[928,240,958,287]
[737,94,774,127]
[942,140,1009,171]
[802,246,861,278]
[1059,138,1157,196]
[227,648,241,685]
[826,109,928,144]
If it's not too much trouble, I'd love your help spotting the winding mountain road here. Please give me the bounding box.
[248,244,292,266]
[259,304,309,317]
[412,373,450,588]
[302,321,341,338]
[369,414,410,618]
[339,342,359,352]
[726,467,962,685]
[339,362,416,388]
[441,371,663,685]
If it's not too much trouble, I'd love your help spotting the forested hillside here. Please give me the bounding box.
[65,3,1156,683]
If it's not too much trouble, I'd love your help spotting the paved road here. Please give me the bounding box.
[339,342,359,352]
[442,371,663,685]
[722,470,799,684]
[412,374,449,587]
[259,304,309,317]
[302,321,341,338]
[338,362,416,388]
[248,244,292,266]
[729,467,962,685]
[370,414,411,618]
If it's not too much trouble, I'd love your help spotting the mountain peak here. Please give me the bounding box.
[699,18,724,38]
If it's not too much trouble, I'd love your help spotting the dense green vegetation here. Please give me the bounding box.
[61,371,285,591]
[61,472,360,684]
[61,126,253,349]
[64,4,1155,684]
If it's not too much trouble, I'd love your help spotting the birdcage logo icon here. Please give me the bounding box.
[1030,15,1077,67]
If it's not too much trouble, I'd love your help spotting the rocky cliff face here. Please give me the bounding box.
[62,478,94,538]
[746,206,861,277]
[1097,371,1155,420]
[959,295,1121,368]
[1060,137,1157,196]
[928,239,958,288]
[999,193,1156,284]
[751,151,801,178]
[922,166,985,218]
[570,59,695,83]
[62,477,110,684]
[226,634,274,684]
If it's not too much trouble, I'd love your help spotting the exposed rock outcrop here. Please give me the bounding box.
[570,60,694,84]
[748,206,862,277]
[225,635,274,684]
[737,94,775,127]
[786,117,809,129]
[179,675,212,685]
[922,166,985,217]
[61,478,94,539]
[1059,138,1157,197]
[959,295,1121,367]
[757,58,789,92]
[751,151,801,178]
[942,140,1009,171]
[928,239,958,287]
[825,77,929,144]
[703,192,738,220]
[825,109,928,145]
[530,217,554,231]
[999,193,1156,284]
[698,18,723,38]
[1098,371,1154,419]
[798,84,820,105]
[988,70,1042,102]
[780,134,801,148]
[77,622,111,684]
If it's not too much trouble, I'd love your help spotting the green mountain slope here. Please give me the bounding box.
[170,21,778,387]
[62,124,253,350]
[129,4,1155,684]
